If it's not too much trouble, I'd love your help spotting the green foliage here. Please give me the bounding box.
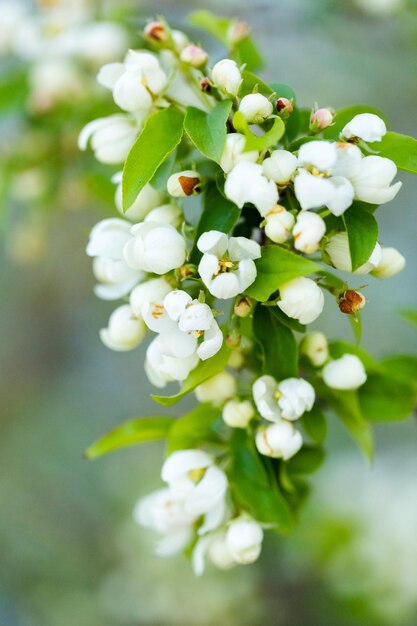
[240,70,273,97]
[166,404,223,453]
[286,445,325,476]
[369,132,417,174]
[343,203,378,272]
[246,245,321,301]
[0,69,28,113]
[230,430,294,532]
[253,306,298,380]
[152,342,230,406]
[269,82,297,104]
[399,309,417,327]
[184,100,232,163]
[84,417,173,459]
[359,360,417,422]
[301,404,327,445]
[233,37,263,71]
[233,111,285,152]
[122,108,184,210]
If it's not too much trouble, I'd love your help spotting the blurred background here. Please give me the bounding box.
[1,0,417,624]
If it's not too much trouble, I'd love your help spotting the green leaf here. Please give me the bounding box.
[240,70,273,97]
[230,430,294,532]
[122,108,184,211]
[184,100,232,163]
[269,306,306,333]
[269,82,296,104]
[253,305,298,379]
[152,342,230,406]
[343,203,378,272]
[286,445,325,476]
[150,149,177,191]
[399,309,417,327]
[190,182,241,263]
[246,245,321,302]
[188,10,230,44]
[368,132,417,174]
[301,404,327,445]
[233,111,285,152]
[380,355,417,386]
[84,417,173,460]
[322,105,387,140]
[359,372,417,422]
[0,68,27,113]
[329,340,380,372]
[166,404,223,453]
[233,37,263,71]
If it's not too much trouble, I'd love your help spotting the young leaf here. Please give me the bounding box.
[150,149,177,191]
[152,342,231,406]
[240,69,273,97]
[166,404,223,453]
[233,37,263,71]
[246,245,321,302]
[230,430,294,532]
[368,132,417,174]
[322,105,387,140]
[301,404,327,445]
[122,108,184,211]
[188,10,231,44]
[343,203,378,272]
[253,305,298,380]
[359,373,417,422]
[184,100,232,163]
[398,309,417,328]
[286,445,325,476]
[233,111,285,152]
[84,416,173,460]
[269,82,297,104]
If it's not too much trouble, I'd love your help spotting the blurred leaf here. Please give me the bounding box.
[240,69,273,97]
[368,132,417,174]
[380,355,417,386]
[230,430,294,532]
[84,417,173,459]
[122,108,184,210]
[190,182,241,263]
[246,245,321,301]
[253,305,298,379]
[329,340,380,372]
[286,445,325,476]
[152,342,230,406]
[269,306,306,333]
[184,100,232,163]
[269,82,297,104]
[301,404,327,444]
[359,372,417,422]
[188,10,231,43]
[343,203,378,272]
[0,69,27,113]
[398,309,417,327]
[234,37,263,71]
[166,404,222,453]
[322,105,387,140]
[233,111,285,152]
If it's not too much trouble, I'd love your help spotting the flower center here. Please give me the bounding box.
[193,330,204,338]
[150,303,165,319]
[274,390,283,400]
[310,167,331,178]
[188,468,206,483]
[215,259,235,275]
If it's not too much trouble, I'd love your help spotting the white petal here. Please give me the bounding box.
[198,322,223,360]
[294,170,335,210]
[197,230,228,256]
[164,290,192,322]
[228,236,261,261]
[97,62,124,89]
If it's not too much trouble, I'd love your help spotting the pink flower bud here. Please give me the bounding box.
[310,108,334,131]
[180,44,208,68]
[227,21,251,45]
[144,21,168,43]
[276,97,293,119]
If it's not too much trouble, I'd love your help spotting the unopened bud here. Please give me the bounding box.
[234,296,253,318]
[180,44,208,68]
[338,289,366,315]
[167,171,202,197]
[371,246,405,278]
[238,93,273,124]
[200,77,213,93]
[178,264,197,279]
[300,331,329,367]
[222,399,255,428]
[276,97,293,119]
[226,331,241,348]
[227,20,250,45]
[144,21,168,43]
[310,107,335,132]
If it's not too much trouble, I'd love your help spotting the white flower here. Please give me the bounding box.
[211,59,242,96]
[100,304,146,351]
[123,222,186,274]
[225,162,278,216]
[349,156,402,205]
[256,422,303,460]
[253,375,315,422]
[222,399,255,428]
[371,246,406,278]
[167,170,202,197]
[192,531,236,576]
[129,278,171,317]
[145,334,199,386]
[293,211,326,254]
[325,176,355,216]
[180,44,208,68]
[78,114,138,164]
[144,204,183,229]
[171,29,190,52]
[262,150,298,185]
[74,22,128,67]
[161,450,228,517]
[113,172,165,221]
[226,517,263,565]
[325,232,382,274]
[294,170,335,211]
[0,1,26,54]
[220,134,259,174]
[322,354,367,390]
[238,94,273,123]
[342,113,387,143]
[98,50,167,113]
[298,140,338,171]
[197,231,260,299]
[86,218,143,300]
[29,59,84,112]
[300,332,329,367]
[195,371,237,405]
[264,206,295,244]
[278,277,324,325]
[310,108,334,131]
[133,488,195,556]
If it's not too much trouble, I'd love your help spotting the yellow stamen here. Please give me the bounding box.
[188,468,206,483]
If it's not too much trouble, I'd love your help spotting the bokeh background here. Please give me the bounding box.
[1,0,417,624]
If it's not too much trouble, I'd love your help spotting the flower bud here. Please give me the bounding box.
[211,59,242,96]
[226,517,263,564]
[238,93,273,124]
[325,232,382,275]
[256,422,302,460]
[322,354,367,390]
[180,44,208,68]
[167,170,202,197]
[278,277,324,325]
[293,211,326,254]
[234,296,253,318]
[195,371,237,405]
[226,331,241,348]
[207,533,236,571]
[129,277,171,318]
[371,246,405,278]
[144,204,183,228]
[310,108,334,132]
[264,206,295,244]
[171,29,189,52]
[200,77,213,93]
[144,21,169,43]
[227,20,250,45]
[262,150,298,185]
[100,304,146,352]
[342,113,387,143]
[338,289,366,315]
[124,222,186,274]
[276,97,293,118]
[228,348,245,370]
[222,399,255,428]
[300,331,329,367]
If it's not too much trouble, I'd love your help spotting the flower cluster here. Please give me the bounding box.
[82,13,416,575]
